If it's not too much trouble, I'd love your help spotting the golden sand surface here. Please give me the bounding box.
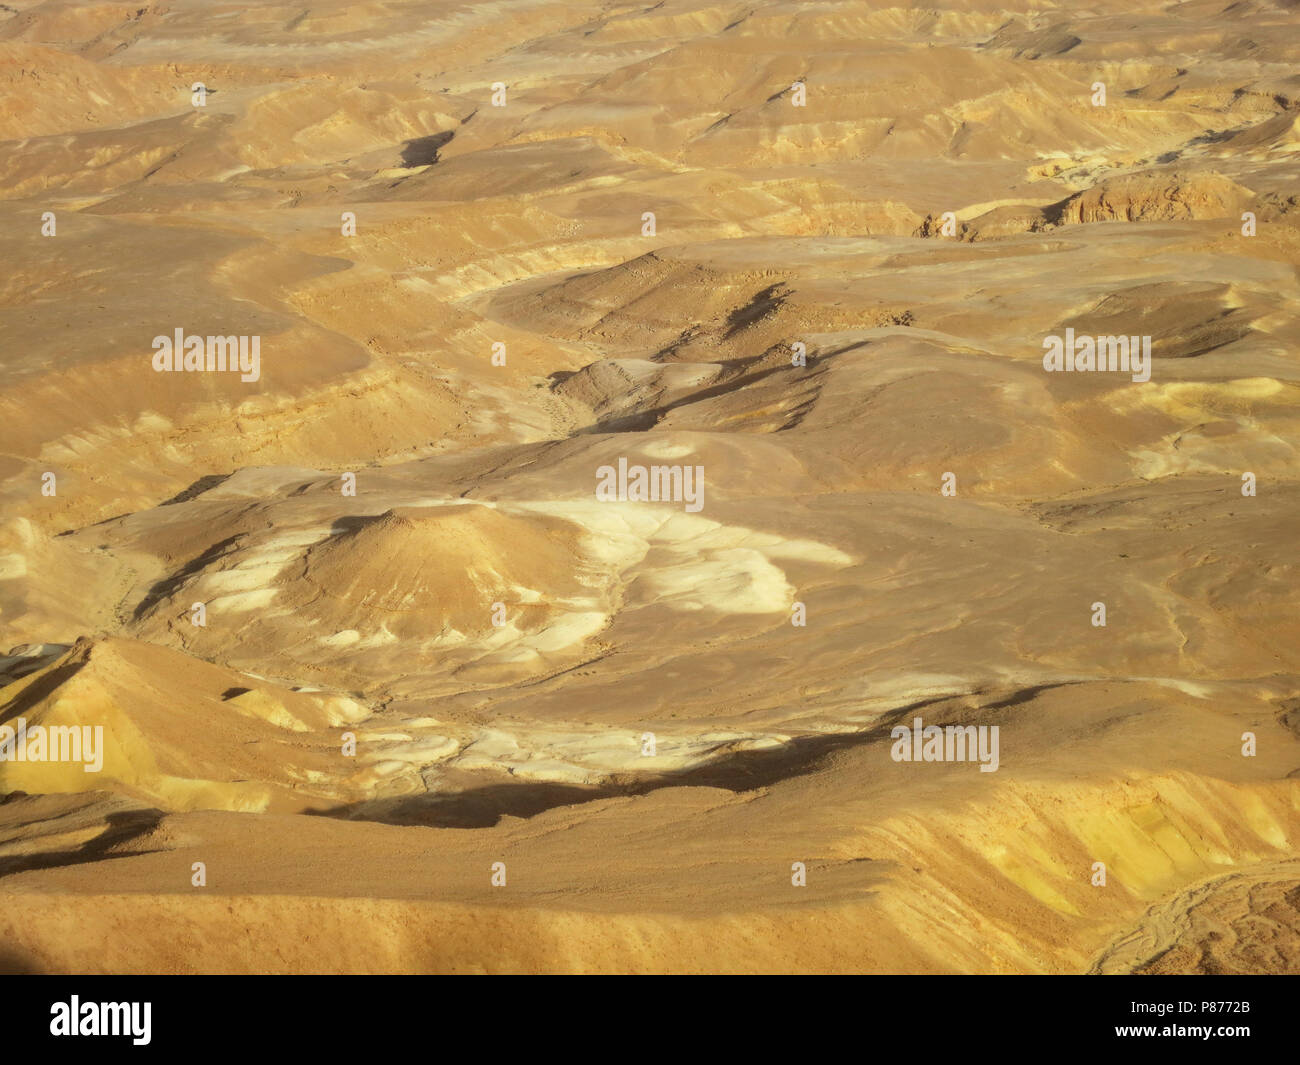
[1,0,1298,973]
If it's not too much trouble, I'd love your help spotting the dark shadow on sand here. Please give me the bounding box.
[309,691,985,830]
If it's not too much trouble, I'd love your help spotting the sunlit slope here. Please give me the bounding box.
[0,0,1298,973]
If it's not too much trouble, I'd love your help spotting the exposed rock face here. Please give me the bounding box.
[1054,170,1256,224]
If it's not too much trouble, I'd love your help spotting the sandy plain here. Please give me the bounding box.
[1,0,1299,973]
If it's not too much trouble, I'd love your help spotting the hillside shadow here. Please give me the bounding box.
[400,130,454,167]
[0,947,38,974]
[311,693,964,829]
[0,808,167,879]
[131,535,243,620]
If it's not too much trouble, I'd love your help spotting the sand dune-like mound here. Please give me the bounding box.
[1054,170,1255,224]
[296,505,588,639]
[0,43,181,140]
[386,137,642,203]
[116,499,611,690]
[488,243,919,366]
[0,637,366,812]
[1058,281,1258,360]
[1,0,1299,976]
[491,251,777,354]
[552,357,726,429]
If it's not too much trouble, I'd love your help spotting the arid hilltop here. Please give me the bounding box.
[1,0,1298,973]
